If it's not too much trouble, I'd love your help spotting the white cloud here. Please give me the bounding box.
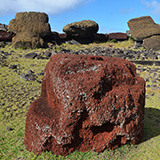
[0,0,90,16]
[142,0,160,15]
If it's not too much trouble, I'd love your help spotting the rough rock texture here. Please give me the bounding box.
[0,31,16,41]
[12,33,44,49]
[94,33,108,42]
[143,35,160,51]
[8,12,51,48]
[58,33,67,39]
[43,32,60,43]
[108,33,128,41]
[63,20,99,38]
[24,53,145,156]
[128,16,160,41]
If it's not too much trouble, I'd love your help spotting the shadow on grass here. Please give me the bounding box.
[143,107,160,142]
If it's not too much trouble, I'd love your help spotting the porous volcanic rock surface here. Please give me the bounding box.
[24,53,145,156]
[8,12,51,49]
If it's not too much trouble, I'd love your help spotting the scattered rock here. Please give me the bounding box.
[24,52,37,59]
[24,53,145,156]
[6,126,13,131]
[0,23,8,31]
[20,70,36,81]
[134,41,143,49]
[2,52,11,56]
[0,41,6,48]
[146,84,150,88]
[144,78,149,82]
[9,64,18,69]
[65,40,80,45]
[44,51,52,58]
[14,157,25,160]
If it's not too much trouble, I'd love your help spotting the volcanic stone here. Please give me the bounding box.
[63,20,99,38]
[24,52,37,59]
[0,31,16,41]
[8,12,50,36]
[108,33,128,41]
[143,35,160,51]
[8,12,51,49]
[94,33,108,42]
[128,16,160,41]
[0,23,8,31]
[24,53,145,156]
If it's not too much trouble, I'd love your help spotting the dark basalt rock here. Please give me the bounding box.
[24,52,37,59]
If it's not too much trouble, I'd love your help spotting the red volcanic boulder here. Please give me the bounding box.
[0,30,16,41]
[24,53,145,156]
[109,32,128,41]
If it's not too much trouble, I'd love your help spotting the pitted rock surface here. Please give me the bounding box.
[24,53,145,156]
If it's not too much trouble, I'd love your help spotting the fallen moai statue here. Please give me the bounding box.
[24,53,145,156]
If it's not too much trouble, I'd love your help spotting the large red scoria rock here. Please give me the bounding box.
[24,53,145,156]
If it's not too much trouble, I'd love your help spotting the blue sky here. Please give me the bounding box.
[1,0,160,33]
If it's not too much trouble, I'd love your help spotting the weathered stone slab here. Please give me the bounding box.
[24,53,145,156]
[128,16,160,41]
[108,32,128,41]
[143,35,160,51]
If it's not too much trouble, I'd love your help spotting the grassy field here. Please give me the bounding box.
[0,41,160,160]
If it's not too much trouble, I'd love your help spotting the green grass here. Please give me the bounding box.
[59,39,135,51]
[0,41,160,160]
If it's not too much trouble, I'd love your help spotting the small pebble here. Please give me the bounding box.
[146,84,150,88]
[144,78,149,82]
[14,157,25,160]
[6,126,13,131]
[152,80,157,83]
